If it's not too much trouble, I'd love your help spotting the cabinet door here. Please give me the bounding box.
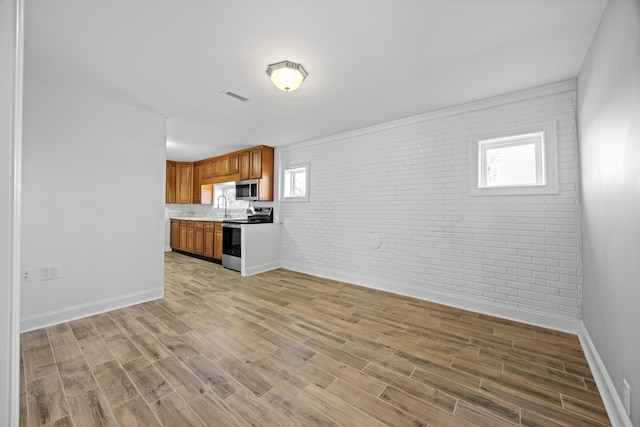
[249,149,262,179]
[202,160,219,178]
[176,162,193,204]
[179,221,188,250]
[219,155,239,176]
[186,221,195,252]
[170,219,180,248]
[193,222,204,255]
[210,159,220,177]
[166,161,177,203]
[239,152,250,180]
[192,164,201,204]
[201,161,211,178]
[214,222,223,260]
[204,223,214,258]
[219,156,230,176]
[228,154,239,174]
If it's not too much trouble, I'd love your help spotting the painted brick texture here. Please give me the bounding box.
[280,82,582,321]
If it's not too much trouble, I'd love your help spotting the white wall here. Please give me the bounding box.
[21,79,167,331]
[577,0,640,425]
[0,0,22,423]
[280,81,582,331]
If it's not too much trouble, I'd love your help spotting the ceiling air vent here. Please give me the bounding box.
[222,90,250,103]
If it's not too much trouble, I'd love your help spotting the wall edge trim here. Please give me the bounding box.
[284,79,577,152]
[280,261,580,333]
[20,287,164,332]
[578,322,633,427]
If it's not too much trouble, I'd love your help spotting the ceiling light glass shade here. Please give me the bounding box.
[266,60,308,91]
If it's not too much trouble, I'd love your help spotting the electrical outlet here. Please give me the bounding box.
[40,264,60,281]
[623,378,631,417]
[21,269,32,282]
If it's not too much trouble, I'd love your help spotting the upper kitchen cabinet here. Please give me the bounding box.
[239,151,250,180]
[243,146,274,201]
[220,154,239,176]
[166,161,193,204]
[200,154,238,179]
[166,161,177,203]
[167,145,274,204]
[192,163,202,204]
[201,159,218,179]
[239,146,273,181]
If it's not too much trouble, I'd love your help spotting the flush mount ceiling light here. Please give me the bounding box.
[266,60,308,92]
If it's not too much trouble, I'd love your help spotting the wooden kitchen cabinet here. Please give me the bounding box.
[214,222,223,260]
[249,148,263,179]
[239,148,266,180]
[166,161,177,203]
[169,145,274,204]
[186,221,195,252]
[179,221,188,250]
[176,162,193,204]
[238,151,250,180]
[201,154,239,180]
[167,161,193,204]
[238,146,274,193]
[170,219,180,249]
[218,154,238,176]
[238,146,274,200]
[201,159,219,179]
[229,155,239,174]
[192,163,202,204]
[170,220,219,261]
[194,221,204,255]
[204,222,215,258]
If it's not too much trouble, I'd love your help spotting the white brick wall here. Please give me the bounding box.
[279,80,582,327]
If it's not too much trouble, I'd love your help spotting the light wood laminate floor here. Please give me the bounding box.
[20,251,611,426]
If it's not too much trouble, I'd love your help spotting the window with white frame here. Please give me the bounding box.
[213,181,249,208]
[282,164,309,201]
[470,123,558,195]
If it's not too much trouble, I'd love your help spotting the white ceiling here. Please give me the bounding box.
[25,0,606,162]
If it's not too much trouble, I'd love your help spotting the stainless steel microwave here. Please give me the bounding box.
[235,179,259,201]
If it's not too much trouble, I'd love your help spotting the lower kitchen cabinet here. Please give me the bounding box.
[170,219,222,262]
[187,221,195,252]
[214,222,223,260]
[204,222,214,258]
[179,221,188,250]
[170,219,180,248]
[194,221,205,255]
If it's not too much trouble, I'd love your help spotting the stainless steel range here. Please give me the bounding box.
[221,207,273,272]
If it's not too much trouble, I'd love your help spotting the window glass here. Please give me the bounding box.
[283,165,309,201]
[470,124,558,196]
[479,132,544,188]
[213,181,249,208]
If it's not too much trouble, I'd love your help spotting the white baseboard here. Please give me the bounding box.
[20,287,164,332]
[164,245,172,252]
[242,260,281,277]
[281,261,581,333]
[578,322,632,427]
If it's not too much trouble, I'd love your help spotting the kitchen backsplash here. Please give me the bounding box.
[164,203,248,221]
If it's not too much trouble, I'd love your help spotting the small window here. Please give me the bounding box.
[214,181,249,208]
[470,123,558,196]
[479,132,544,188]
[282,164,309,201]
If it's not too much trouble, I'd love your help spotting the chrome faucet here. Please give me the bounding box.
[217,195,228,218]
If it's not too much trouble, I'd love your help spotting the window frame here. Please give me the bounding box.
[213,181,250,209]
[469,122,558,196]
[281,163,309,202]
